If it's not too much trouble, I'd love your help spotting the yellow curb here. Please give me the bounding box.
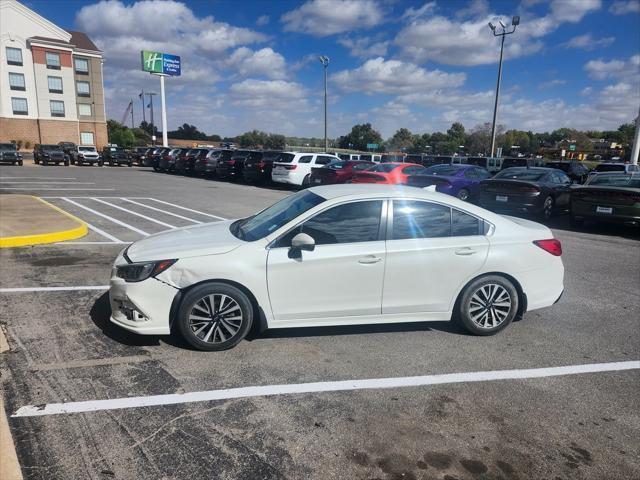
[0,395,23,480]
[0,196,88,248]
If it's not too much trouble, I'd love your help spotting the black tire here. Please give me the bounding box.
[17,160,23,166]
[177,282,253,351]
[34,158,39,165]
[540,196,554,221]
[98,161,104,167]
[43,160,48,166]
[64,160,69,166]
[457,275,519,336]
[456,188,470,201]
[128,161,133,167]
[110,161,115,166]
[301,174,311,188]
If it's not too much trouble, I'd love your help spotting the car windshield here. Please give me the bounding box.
[369,163,398,173]
[425,165,460,175]
[79,147,95,152]
[587,174,640,187]
[594,164,625,172]
[277,153,296,163]
[0,143,16,150]
[547,163,570,171]
[231,190,325,242]
[42,145,62,150]
[494,169,546,181]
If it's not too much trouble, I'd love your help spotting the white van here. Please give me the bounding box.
[272,152,341,187]
[359,154,382,163]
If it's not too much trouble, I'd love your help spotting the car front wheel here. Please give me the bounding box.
[540,196,554,220]
[456,188,470,201]
[457,275,518,336]
[177,282,254,351]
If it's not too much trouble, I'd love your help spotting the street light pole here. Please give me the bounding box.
[488,16,519,158]
[319,55,330,152]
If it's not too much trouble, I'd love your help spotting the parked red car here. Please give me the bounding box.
[309,160,374,185]
[351,162,426,185]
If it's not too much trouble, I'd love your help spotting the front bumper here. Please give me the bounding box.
[109,276,179,335]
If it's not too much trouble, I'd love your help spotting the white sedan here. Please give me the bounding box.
[109,185,564,351]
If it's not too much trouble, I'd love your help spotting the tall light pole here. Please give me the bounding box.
[630,106,639,165]
[488,16,519,157]
[319,55,330,152]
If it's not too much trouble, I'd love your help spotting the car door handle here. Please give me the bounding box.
[455,248,477,256]
[358,255,383,264]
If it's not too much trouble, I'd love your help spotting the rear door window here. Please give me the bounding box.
[392,201,451,240]
[315,155,336,165]
[298,155,313,164]
[451,209,482,236]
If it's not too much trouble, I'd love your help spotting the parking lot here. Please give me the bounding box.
[1,164,639,480]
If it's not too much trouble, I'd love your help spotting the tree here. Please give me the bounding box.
[446,122,466,154]
[139,120,158,137]
[429,132,448,154]
[107,120,136,148]
[410,133,431,153]
[167,123,208,140]
[386,128,414,151]
[338,123,383,151]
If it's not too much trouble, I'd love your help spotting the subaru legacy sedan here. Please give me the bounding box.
[109,185,564,351]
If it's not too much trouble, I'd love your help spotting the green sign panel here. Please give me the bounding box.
[569,144,576,151]
[367,143,379,149]
[141,50,181,76]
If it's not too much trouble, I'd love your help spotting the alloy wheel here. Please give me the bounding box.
[188,294,244,344]
[542,196,553,220]
[467,283,512,329]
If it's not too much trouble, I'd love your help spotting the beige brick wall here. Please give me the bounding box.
[38,119,79,145]
[0,118,40,148]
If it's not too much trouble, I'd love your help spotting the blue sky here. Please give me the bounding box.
[28,0,640,138]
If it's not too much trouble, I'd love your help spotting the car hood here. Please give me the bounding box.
[43,149,64,155]
[126,220,243,262]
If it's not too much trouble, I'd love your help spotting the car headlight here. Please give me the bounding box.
[116,259,177,282]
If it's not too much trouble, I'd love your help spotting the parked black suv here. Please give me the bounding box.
[243,151,281,183]
[0,143,23,165]
[131,147,151,166]
[500,157,545,170]
[102,146,132,166]
[34,144,68,166]
[546,161,590,184]
[58,142,76,157]
[216,150,252,179]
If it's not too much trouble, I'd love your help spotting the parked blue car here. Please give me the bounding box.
[405,164,492,201]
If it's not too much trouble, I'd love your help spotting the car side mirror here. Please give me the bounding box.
[291,232,315,252]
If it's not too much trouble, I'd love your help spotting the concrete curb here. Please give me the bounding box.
[0,196,88,248]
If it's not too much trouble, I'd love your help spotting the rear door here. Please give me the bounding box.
[382,200,489,314]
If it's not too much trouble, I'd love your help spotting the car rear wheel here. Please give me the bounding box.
[541,196,554,220]
[301,174,311,188]
[457,275,518,336]
[17,160,23,166]
[456,188,470,201]
[177,282,254,351]
[98,160,104,167]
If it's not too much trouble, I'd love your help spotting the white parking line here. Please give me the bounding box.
[11,361,640,417]
[61,198,149,236]
[91,198,177,229]
[121,198,203,224]
[0,188,115,191]
[146,198,227,220]
[0,182,95,184]
[55,241,125,245]
[0,177,77,180]
[0,286,109,293]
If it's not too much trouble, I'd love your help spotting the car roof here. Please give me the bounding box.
[308,184,442,200]
[501,166,555,172]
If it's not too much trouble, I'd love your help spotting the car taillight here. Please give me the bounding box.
[257,161,266,168]
[518,185,540,193]
[283,165,296,170]
[533,239,562,256]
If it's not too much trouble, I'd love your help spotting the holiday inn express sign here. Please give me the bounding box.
[141,50,181,76]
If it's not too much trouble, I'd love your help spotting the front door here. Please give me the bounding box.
[267,200,386,322]
[382,200,490,314]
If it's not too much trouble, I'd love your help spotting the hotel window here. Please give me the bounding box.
[50,100,65,117]
[45,51,61,69]
[6,47,23,66]
[80,132,94,145]
[47,76,63,94]
[76,80,90,97]
[78,104,92,116]
[9,72,26,91]
[11,97,28,115]
[74,57,89,74]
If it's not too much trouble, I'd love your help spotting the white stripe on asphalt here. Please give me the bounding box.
[0,188,115,191]
[0,286,109,293]
[91,198,177,229]
[82,221,125,243]
[0,177,77,180]
[54,241,125,245]
[120,198,203,224]
[146,198,227,220]
[11,361,639,417]
[61,198,149,236]
[0,182,95,184]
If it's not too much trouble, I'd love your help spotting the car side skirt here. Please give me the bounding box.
[267,311,452,329]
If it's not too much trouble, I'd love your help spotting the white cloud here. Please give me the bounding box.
[400,1,436,20]
[580,86,594,96]
[331,57,466,94]
[562,33,615,50]
[337,36,389,58]
[229,79,308,109]
[395,0,602,66]
[538,79,567,90]
[256,14,270,26]
[226,47,287,79]
[281,0,384,36]
[609,0,640,14]
[455,0,490,19]
[584,54,640,80]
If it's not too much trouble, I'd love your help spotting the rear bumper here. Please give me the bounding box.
[571,202,640,225]
[194,163,217,173]
[480,196,543,214]
[243,169,270,182]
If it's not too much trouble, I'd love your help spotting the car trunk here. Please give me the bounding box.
[572,187,640,206]
[311,167,339,184]
[352,172,387,183]
[407,175,452,188]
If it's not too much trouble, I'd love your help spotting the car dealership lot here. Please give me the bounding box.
[1,165,639,479]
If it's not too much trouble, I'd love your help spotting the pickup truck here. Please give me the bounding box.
[0,143,23,165]
[70,146,103,166]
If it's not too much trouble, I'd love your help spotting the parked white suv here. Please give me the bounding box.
[272,152,340,187]
[71,146,102,166]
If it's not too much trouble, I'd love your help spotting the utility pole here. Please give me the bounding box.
[488,16,519,157]
[130,98,134,129]
[631,105,639,165]
[139,90,145,124]
[146,92,157,144]
[319,55,330,152]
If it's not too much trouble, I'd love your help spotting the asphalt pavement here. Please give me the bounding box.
[0,163,638,480]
